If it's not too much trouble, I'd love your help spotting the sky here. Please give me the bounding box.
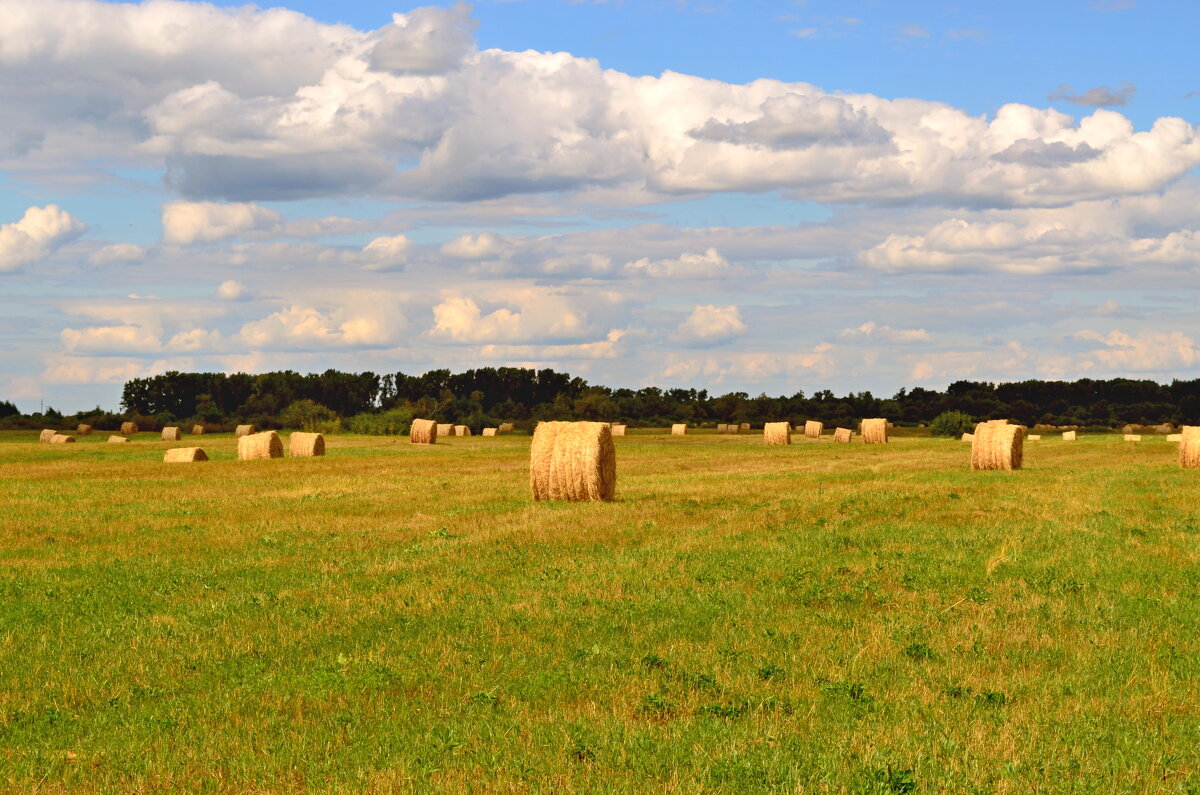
[3,0,1200,413]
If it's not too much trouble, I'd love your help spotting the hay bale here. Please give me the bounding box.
[804,420,823,439]
[107,435,128,444]
[499,423,514,434]
[1157,423,1175,434]
[192,425,205,435]
[727,424,739,434]
[120,421,138,435]
[961,432,974,442]
[1122,424,1136,434]
[237,430,283,460]
[1062,431,1077,441]
[50,434,75,444]
[289,432,325,457]
[716,423,728,434]
[834,427,852,443]
[76,424,92,436]
[970,420,1024,471]
[1181,427,1200,468]
[39,429,55,443]
[763,422,791,445]
[1168,433,1182,442]
[1027,435,1042,441]
[410,419,437,444]
[235,424,255,438]
[482,427,498,437]
[861,418,888,444]
[164,447,208,463]
[162,426,182,441]
[530,421,616,502]
[455,425,471,436]
[436,423,454,438]
[739,423,750,431]
[611,424,626,436]
[671,424,687,435]
[1123,434,1142,442]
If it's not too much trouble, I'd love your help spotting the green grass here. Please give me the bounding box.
[3,430,1200,792]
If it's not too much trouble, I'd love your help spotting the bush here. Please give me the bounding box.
[929,410,975,438]
[279,399,341,433]
[343,407,416,436]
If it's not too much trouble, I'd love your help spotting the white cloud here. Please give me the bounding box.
[239,296,407,350]
[0,205,86,272]
[839,321,931,344]
[441,231,508,259]
[1074,329,1200,371]
[368,3,476,75]
[162,201,282,244]
[428,290,592,344]
[88,243,146,266]
[624,248,730,278]
[358,234,413,270]
[673,305,747,345]
[216,280,247,300]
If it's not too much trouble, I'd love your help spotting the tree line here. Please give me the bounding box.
[5,368,1200,433]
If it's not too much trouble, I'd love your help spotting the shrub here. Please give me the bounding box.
[929,410,974,437]
[343,407,416,436]
[279,399,341,433]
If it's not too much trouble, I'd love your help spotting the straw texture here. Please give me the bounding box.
[235,424,255,438]
[739,423,750,431]
[238,430,283,460]
[191,425,205,435]
[834,427,852,443]
[410,419,437,444]
[1027,435,1042,441]
[961,433,974,442]
[1063,431,1077,441]
[671,424,687,435]
[1180,426,1200,468]
[716,423,728,434]
[804,420,823,439]
[611,424,626,437]
[50,434,75,444]
[437,423,454,438]
[120,421,138,435]
[162,426,182,441]
[289,432,325,457]
[499,423,514,434]
[970,420,1025,471]
[1124,434,1142,442]
[861,418,888,444]
[39,429,55,443]
[455,425,471,436]
[482,427,497,437]
[530,421,616,502]
[164,447,208,463]
[76,424,92,436]
[763,422,791,445]
[107,435,128,444]
[1168,433,1182,442]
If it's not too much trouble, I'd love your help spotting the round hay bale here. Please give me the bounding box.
[410,419,437,444]
[727,424,739,434]
[1123,434,1142,442]
[235,424,255,438]
[164,447,208,463]
[671,424,687,435]
[192,425,206,435]
[237,430,283,460]
[39,429,56,443]
[76,424,92,436]
[804,420,823,439]
[961,432,974,442]
[1168,433,1182,442]
[861,418,888,444]
[289,432,325,457]
[162,426,182,441]
[454,425,471,436]
[482,427,498,437]
[120,421,138,435]
[499,423,515,434]
[530,421,616,502]
[1180,426,1200,468]
[1157,423,1175,434]
[716,423,728,434]
[50,434,75,444]
[763,422,791,445]
[611,424,626,437]
[1122,424,1136,434]
[1027,434,1042,441]
[834,427,852,443]
[436,423,454,438]
[1062,431,1077,441]
[739,423,750,431]
[970,420,1024,471]
[107,435,128,444]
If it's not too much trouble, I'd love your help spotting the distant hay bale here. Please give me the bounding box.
[192,425,205,435]
[961,432,974,442]
[482,427,498,437]
[763,422,791,445]
[107,435,128,444]
[237,430,283,460]
[1124,434,1142,442]
[1062,431,1077,441]
[1180,427,1200,468]
[861,418,888,444]
[455,425,471,436]
[739,423,750,431]
[164,447,208,463]
[671,424,687,435]
[410,419,437,445]
[120,421,138,435]
[727,424,739,434]
[970,420,1024,471]
[611,424,626,436]
[289,432,325,457]
[1168,433,1182,442]
[1122,424,1136,434]
[530,421,616,502]
[436,423,454,438]
[162,426,182,441]
[39,429,55,443]
[50,434,75,444]
[76,424,92,436]
[1027,435,1042,441]
[716,423,728,434]
[499,423,514,434]
[804,420,823,439]
[1157,423,1175,434]
[834,427,852,443]
[235,424,255,438]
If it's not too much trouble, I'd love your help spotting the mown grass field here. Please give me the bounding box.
[3,428,1200,792]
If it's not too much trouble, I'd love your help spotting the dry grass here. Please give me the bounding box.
[289,432,325,458]
[529,420,616,501]
[410,419,437,445]
[237,430,283,460]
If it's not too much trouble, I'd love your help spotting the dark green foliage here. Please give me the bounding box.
[928,410,975,437]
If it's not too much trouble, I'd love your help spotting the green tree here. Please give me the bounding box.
[929,410,975,437]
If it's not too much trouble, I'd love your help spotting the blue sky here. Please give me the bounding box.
[3,0,1200,412]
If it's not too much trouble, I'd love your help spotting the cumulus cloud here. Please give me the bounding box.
[839,321,931,344]
[88,243,146,266]
[1050,83,1136,107]
[239,297,407,350]
[689,94,890,150]
[1074,328,1200,371]
[358,234,413,270]
[428,290,592,344]
[0,205,86,272]
[673,305,747,346]
[162,201,282,244]
[368,3,476,75]
[441,231,508,259]
[624,248,730,278]
[216,280,247,300]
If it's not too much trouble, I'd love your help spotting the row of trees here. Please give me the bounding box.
[6,369,1200,433]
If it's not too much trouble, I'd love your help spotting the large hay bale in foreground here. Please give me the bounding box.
[162,426,182,441]
[50,434,75,444]
[107,436,128,444]
[289,432,325,457]
[39,429,55,443]
[436,423,454,438]
[192,425,205,435]
[482,427,498,437]
[804,420,823,439]
[238,430,283,460]
[76,424,92,436]
[530,421,616,502]
[164,447,208,463]
[120,421,138,435]
[235,424,254,438]
[611,424,626,437]
[834,427,852,443]
[410,419,437,444]
[1062,431,1077,441]
[499,423,514,434]
[861,418,888,444]
[671,424,687,435]
[763,422,791,445]
[971,420,1024,471]
[1180,427,1200,468]
[1124,434,1142,442]
[455,425,471,437]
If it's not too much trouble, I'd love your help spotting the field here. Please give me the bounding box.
[3,429,1200,792]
